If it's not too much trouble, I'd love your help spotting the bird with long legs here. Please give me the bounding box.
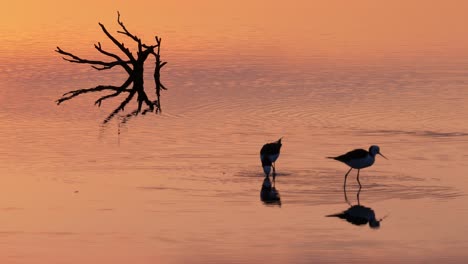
[260,137,282,183]
[328,145,387,189]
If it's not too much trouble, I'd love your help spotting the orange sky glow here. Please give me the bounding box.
[1,0,468,58]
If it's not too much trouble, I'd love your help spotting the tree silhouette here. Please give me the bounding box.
[56,12,167,124]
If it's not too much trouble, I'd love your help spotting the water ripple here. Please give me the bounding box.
[358,129,468,138]
[234,168,463,206]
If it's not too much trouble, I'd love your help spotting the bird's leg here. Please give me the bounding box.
[344,167,352,189]
[357,185,362,205]
[344,183,351,206]
[356,169,362,188]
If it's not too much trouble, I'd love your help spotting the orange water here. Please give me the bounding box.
[1,1,468,263]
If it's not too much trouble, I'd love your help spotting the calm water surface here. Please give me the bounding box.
[1,6,468,264]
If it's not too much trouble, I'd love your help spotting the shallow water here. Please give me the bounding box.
[1,2,468,263]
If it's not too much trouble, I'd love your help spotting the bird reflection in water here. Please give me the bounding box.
[260,176,281,206]
[326,187,385,229]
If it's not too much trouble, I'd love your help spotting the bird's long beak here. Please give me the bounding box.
[378,152,388,160]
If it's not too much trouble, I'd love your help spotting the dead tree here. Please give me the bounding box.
[56,12,167,124]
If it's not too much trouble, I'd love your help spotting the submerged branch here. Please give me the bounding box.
[56,12,167,125]
[120,101,158,124]
[103,91,136,124]
[94,76,134,106]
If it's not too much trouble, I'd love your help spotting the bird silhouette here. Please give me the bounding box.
[260,137,282,182]
[328,145,387,188]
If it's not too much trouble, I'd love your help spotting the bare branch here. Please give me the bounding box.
[94,91,125,106]
[116,11,140,43]
[94,42,132,74]
[115,11,147,55]
[142,43,159,50]
[98,22,136,62]
[94,76,133,106]
[56,46,130,71]
[57,85,123,105]
[91,64,117,71]
[114,13,163,58]
[155,36,162,55]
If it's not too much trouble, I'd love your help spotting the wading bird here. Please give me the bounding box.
[328,145,387,188]
[260,137,282,181]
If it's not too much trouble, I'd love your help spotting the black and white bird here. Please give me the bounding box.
[260,137,282,181]
[328,145,387,188]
